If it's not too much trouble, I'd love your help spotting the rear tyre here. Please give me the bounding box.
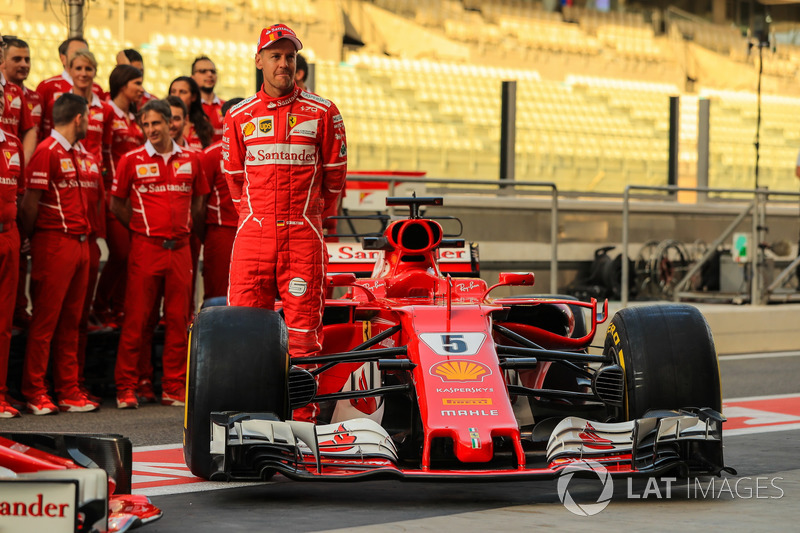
[184,306,289,479]
[603,304,721,420]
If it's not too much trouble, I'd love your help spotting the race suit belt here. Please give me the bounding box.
[0,222,10,233]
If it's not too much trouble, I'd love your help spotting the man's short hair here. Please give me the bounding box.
[165,95,187,118]
[221,97,244,118]
[3,37,28,50]
[58,37,88,57]
[139,99,172,123]
[191,55,214,72]
[52,93,88,126]
[123,48,143,63]
[296,53,308,76]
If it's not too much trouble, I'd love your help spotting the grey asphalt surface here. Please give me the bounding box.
[5,352,799,532]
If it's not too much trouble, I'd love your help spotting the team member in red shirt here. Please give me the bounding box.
[20,93,98,415]
[201,97,241,299]
[191,56,225,144]
[0,83,24,418]
[1,38,42,137]
[0,35,38,334]
[61,50,113,166]
[116,49,157,107]
[223,25,347,421]
[0,36,37,162]
[168,76,212,151]
[35,37,105,141]
[110,99,209,409]
[92,64,144,328]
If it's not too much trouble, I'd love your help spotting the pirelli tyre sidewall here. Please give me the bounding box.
[184,306,289,480]
[603,304,721,420]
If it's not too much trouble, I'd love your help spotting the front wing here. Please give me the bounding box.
[203,409,732,482]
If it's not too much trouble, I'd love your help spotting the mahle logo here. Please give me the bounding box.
[556,460,614,516]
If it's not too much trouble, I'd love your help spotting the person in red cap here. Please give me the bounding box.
[223,24,347,422]
[110,99,209,409]
[0,81,25,418]
[20,93,98,415]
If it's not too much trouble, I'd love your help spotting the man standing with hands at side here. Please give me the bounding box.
[111,99,208,409]
[223,24,347,422]
[21,93,97,415]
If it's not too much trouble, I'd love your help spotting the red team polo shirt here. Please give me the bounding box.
[201,141,237,227]
[0,130,25,226]
[111,141,209,239]
[1,74,35,138]
[107,100,144,187]
[36,72,105,140]
[202,97,225,144]
[26,130,90,235]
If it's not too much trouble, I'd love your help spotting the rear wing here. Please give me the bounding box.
[326,241,480,278]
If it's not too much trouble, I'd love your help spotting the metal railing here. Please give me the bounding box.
[342,175,560,293]
[621,185,800,306]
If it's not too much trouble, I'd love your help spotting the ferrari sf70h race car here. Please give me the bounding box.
[183,196,734,483]
[0,432,161,532]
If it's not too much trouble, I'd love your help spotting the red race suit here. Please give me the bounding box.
[111,141,209,397]
[22,130,91,401]
[0,130,24,400]
[223,85,347,360]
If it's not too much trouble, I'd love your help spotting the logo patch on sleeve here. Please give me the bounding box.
[288,277,308,296]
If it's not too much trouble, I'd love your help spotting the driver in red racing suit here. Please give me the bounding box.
[223,25,346,421]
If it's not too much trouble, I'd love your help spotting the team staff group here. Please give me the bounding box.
[0,23,341,418]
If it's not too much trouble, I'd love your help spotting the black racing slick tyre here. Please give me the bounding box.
[184,306,289,480]
[602,304,721,420]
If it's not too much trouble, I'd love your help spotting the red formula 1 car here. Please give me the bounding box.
[183,196,734,483]
[0,432,161,532]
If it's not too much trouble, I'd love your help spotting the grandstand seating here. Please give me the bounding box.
[4,0,800,194]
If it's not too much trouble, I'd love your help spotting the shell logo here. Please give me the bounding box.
[429,360,491,383]
[242,122,256,136]
[137,166,148,175]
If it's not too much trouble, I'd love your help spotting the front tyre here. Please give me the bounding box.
[603,304,721,420]
[184,306,289,479]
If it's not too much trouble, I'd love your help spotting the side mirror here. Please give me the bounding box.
[482,272,535,300]
[497,272,535,286]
